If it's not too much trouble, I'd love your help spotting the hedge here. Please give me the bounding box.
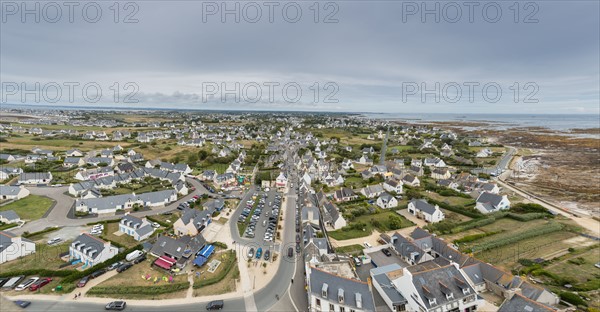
[454,231,502,244]
[61,244,143,284]
[88,282,189,296]
[505,212,550,222]
[450,217,497,234]
[0,269,76,279]
[427,198,482,219]
[0,223,18,231]
[560,292,587,307]
[473,222,564,252]
[213,241,228,249]
[193,251,237,289]
[146,216,171,228]
[23,227,59,238]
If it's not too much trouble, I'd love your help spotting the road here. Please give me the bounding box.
[471,147,516,176]
[17,299,247,312]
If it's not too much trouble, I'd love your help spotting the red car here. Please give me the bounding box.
[29,277,52,291]
[193,195,199,199]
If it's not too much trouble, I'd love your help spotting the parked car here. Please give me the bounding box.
[363,242,372,248]
[0,277,9,288]
[382,248,392,257]
[2,275,24,290]
[133,254,147,264]
[126,250,144,262]
[247,248,255,259]
[206,300,224,310]
[116,263,133,273]
[256,248,262,259]
[107,262,122,271]
[13,300,31,308]
[77,276,90,288]
[47,237,62,245]
[151,222,160,228]
[15,277,39,291]
[105,301,127,310]
[264,250,270,261]
[90,268,107,279]
[29,277,52,291]
[287,247,293,258]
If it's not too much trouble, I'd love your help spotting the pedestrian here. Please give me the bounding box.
[291,278,294,284]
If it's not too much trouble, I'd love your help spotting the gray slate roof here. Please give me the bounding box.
[498,294,555,312]
[411,265,475,309]
[309,267,375,311]
[410,199,438,215]
[0,210,20,222]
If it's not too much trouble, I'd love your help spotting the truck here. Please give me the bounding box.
[126,250,144,262]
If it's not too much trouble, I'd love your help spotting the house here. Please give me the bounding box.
[275,172,288,189]
[149,234,206,268]
[66,149,84,157]
[214,173,237,187]
[357,155,373,166]
[302,206,321,228]
[476,148,493,158]
[322,201,347,230]
[75,190,177,214]
[69,233,118,268]
[401,174,420,187]
[424,157,446,168]
[498,293,557,312]
[63,157,84,168]
[203,199,225,212]
[0,167,22,180]
[476,192,511,214]
[341,159,354,170]
[307,266,376,312]
[18,172,53,185]
[0,210,20,224]
[387,264,481,312]
[0,154,16,162]
[119,215,155,241]
[334,188,358,202]
[408,199,445,223]
[173,208,213,236]
[383,179,403,194]
[431,167,451,180]
[360,184,385,198]
[376,193,398,209]
[0,185,30,200]
[0,231,35,264]
[201,170,217,181]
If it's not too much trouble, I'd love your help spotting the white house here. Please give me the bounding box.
[275,172,288,189]
[0,185,30,200]
[431,168,451,180]
[322,201,347,230]
[408,199,445,223]
[75,190,178,214]
[475,192,511,214]
[0,210,20,224]
[69,233,118,268]
[307,265,376,312]
[360,184,385,198]
[18,172,53,185]
[119,215,155,241]
[383,179,403,194]
[376,193,398,209]
[0,231,35,264]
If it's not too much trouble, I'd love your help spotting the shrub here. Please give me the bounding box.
[473,222,563,252]
[88,282,189,296]
[560,292,587,306]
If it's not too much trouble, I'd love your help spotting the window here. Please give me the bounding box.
[316,299,321,307]
[329,303,334,312]
[340,307,345,312]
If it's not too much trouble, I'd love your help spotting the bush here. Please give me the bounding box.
[213,241,228,249]
[454,231,502,244]
[506,212,550,222]
[22,227,60,238]
[560,292,587,306]
[510,203,549,214]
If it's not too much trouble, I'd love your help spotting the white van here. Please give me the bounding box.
[2,275,24,290]
[126,250,144,262]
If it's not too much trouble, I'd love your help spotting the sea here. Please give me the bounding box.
[363,113,600,132]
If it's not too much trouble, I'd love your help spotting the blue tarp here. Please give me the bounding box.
[200,244,215,258]
[193,255,208,267]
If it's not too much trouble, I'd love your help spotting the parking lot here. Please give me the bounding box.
[239,189,282,243]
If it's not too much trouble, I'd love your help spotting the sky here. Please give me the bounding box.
[1,0,599,114]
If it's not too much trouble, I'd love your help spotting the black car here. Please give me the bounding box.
[206,300,224,310]
[0,277,9,288]
[116,263,133,273]
[133,254,147,264]
[287,247,293,258]
[90,268,107,278]
[382,248,392,257]
[264,250,270,261]
[105,301,126,310]
[107,261,123,271]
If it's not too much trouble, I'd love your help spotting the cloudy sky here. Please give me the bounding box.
[1,1,598,113]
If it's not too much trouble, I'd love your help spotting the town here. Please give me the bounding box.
[0,108,598,312]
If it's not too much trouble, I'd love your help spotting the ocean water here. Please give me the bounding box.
[364,113,599,131]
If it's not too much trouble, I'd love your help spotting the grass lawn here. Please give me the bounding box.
[0,195,55,220]
[149,212,180,226]
[329,210,414,241]
[0,243,69,273]
[344,176,365,189]
[101,222,141,248]
[192,252,239,296]
[425,192,475,207]
[203,163,229,175]
[334,244,364,256]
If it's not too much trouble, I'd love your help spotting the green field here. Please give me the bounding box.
[329,210,413,240]
[101,222,142,248]
[0,195,54,220]
[0,243,69,273]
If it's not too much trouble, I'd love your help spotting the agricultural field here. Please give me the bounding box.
[329,210,413,240]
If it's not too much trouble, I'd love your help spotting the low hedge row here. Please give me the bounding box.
[193,251,237,289]
[88,282,189,296]
[0,269,76,279]
[23,227,59,238]
[146,216,171,228]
